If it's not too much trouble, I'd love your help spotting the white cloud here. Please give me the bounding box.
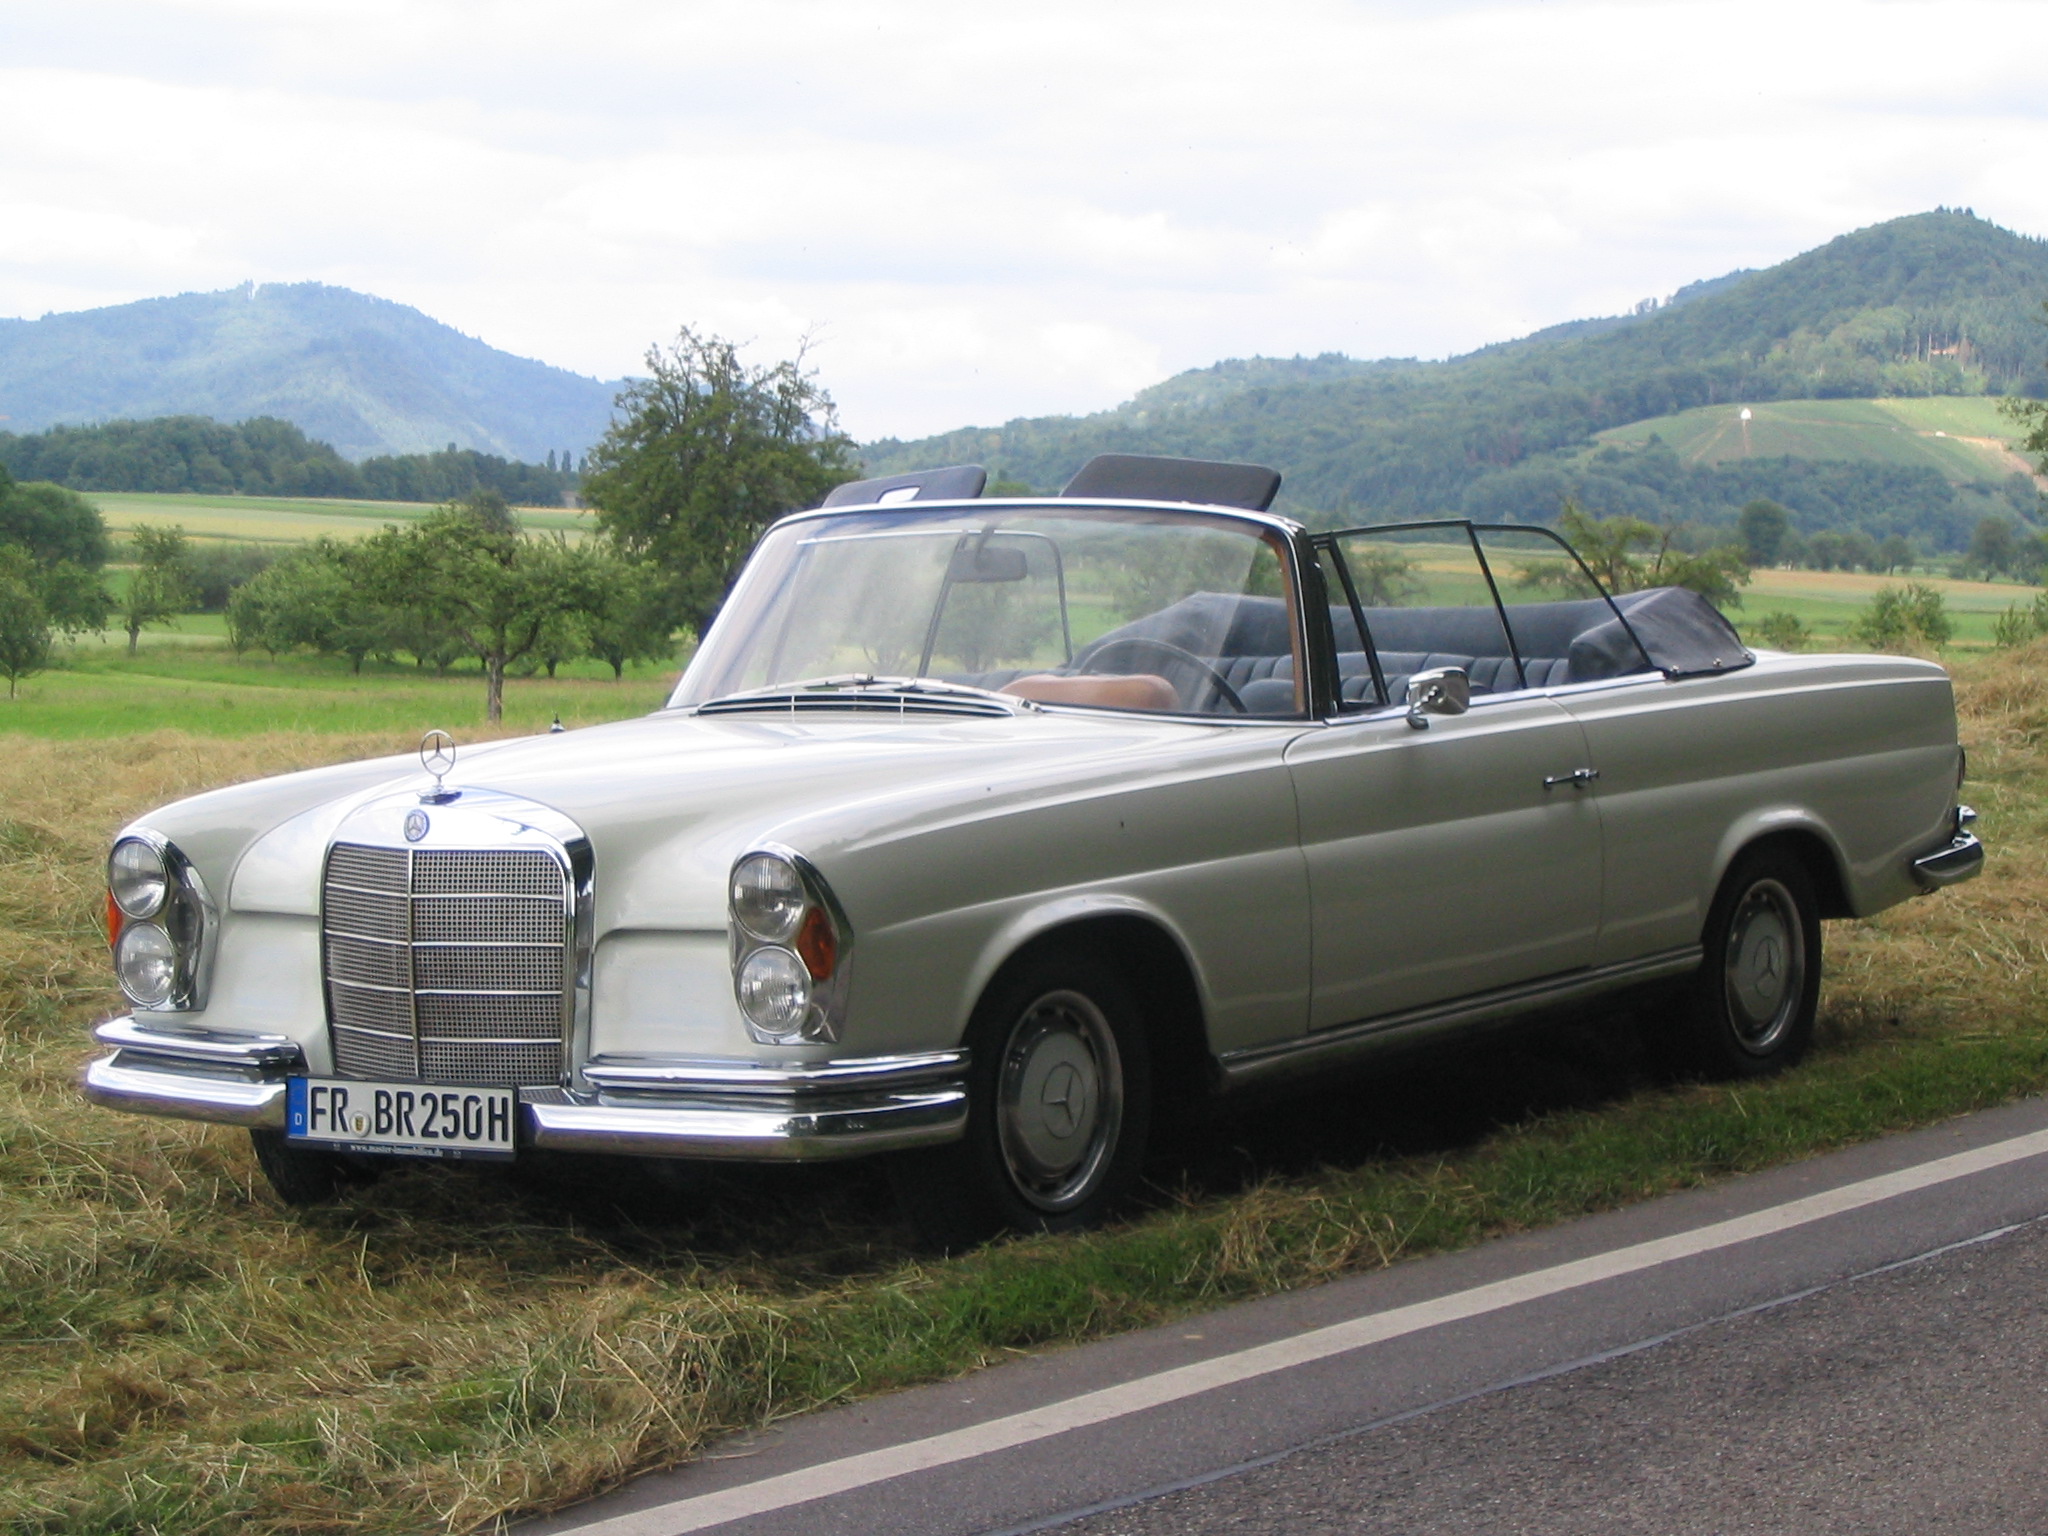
[2,0,2047,439]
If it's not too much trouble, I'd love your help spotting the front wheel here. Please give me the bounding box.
[891,951,1152,1251]
[249,1129,378,1206]
[1678,846,1822,1078]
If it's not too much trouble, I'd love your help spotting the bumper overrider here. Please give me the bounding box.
[80,1019,968,1162]
[1911,804,1985,889]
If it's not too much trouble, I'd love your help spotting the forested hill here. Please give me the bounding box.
[0,283,620,462]
[862,210,2048,533]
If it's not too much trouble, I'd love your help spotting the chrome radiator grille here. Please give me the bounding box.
[322,841,569,1087]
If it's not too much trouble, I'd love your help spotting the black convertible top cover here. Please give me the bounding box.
[1060,454,1283,512]
[822,464,988,507]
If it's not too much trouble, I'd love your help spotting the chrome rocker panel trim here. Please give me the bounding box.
[80,1015,304,1128]
[1218,945,1705,1090]
[526,1049,969,1160]
[1912,807,1984,890]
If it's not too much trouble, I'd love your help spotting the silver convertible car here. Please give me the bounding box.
[81,455,1983,1242]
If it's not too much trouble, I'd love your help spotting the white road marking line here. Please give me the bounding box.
[568,1125,2048,1536]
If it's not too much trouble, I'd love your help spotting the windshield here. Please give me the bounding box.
[671,504,1302,716]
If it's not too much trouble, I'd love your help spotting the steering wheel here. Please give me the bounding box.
[1077,637,1249,715]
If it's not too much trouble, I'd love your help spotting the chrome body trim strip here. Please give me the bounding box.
[1218,946,1705,1089]
[80,1054,290,1128]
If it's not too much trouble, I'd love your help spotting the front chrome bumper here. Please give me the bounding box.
[520,1052,968,1160]
[80,1020,969,1162]
[81,1016,301,1127]
[1912,805,1985,890]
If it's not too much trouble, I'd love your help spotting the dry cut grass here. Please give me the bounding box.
[1,651,2046,1534]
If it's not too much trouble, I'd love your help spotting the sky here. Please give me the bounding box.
[4,0,2047,442]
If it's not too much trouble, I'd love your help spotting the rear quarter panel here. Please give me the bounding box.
[1561,653,1959,964]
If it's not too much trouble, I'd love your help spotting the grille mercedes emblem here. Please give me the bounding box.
[404,809,430,842]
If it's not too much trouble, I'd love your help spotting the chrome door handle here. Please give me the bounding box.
[1542,768,1600,790]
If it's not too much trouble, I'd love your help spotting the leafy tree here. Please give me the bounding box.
[581,551,677,679]
[1737,499,1790,565]
[1990,588,2048,647]
[0,468,110,567]
[1877,534,1914,573]
[186,543,278,611]
[1750,611,1811,651]
[0,548,52,697]
[1966,520,2031,585]
[1553,504,1751,607]
[1851,583,1952,651]
[583,329,858,636]
[367,504,607,721]
[230,543,392,670]
[120,524,195,655]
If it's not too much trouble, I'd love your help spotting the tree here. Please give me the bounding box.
[1751,611,1811,651]
[120,524,195,655]
[1736,499,1789,566]
[582,329,858,637]
[1852,583,1952,651]
[0,548,53,697]
[1877,534,1913,574]
[1553,504,1751,607]
[368,504,607,721]
[581,551,676,679]
[0,469,111,567]
[1968,515,2023,580]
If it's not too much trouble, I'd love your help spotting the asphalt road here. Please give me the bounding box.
[526,1094,2048,1536]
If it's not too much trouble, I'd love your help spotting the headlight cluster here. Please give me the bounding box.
[106,835,211,1010]
[729,849,849,1044]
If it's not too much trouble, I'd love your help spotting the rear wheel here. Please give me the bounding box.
[1679,846,1822,1078]
[892,950,1152,1251]
[249,1129,377,1206]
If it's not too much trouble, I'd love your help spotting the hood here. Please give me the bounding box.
[136,705,1270,932]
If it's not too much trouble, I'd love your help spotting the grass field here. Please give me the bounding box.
[1740,565,2036,650]
[88,491,598,545]
[1,638,2045,1532]
[0,644,679,737]
[1591,396,2039,483]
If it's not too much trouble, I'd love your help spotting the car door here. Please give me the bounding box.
[1285,525,1603,1030]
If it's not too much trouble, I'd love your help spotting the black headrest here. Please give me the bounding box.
[1059,453,1282,512]
[822,464,988,507]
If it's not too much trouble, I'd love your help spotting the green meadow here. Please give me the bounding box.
[1592,396,2037,482]
[0,643,677,738]
[91,490,597,545]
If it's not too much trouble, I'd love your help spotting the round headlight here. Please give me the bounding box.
[731,854,807,943]
[737,947,810,1032]
[109,838,169,919]
[115,921,179,1007]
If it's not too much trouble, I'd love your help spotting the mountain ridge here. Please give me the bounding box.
[861,210,2048,536]
[0,282,621,462]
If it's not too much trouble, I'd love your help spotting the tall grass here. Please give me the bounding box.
[0,649,2044,1533]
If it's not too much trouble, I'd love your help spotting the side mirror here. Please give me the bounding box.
[1405,666,1470,730]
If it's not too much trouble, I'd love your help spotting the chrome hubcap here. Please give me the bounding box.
[996,989,1123,1212]
[1723,877,1805,1054]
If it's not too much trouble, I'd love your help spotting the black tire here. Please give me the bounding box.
[891,949,1153,1252]
[1678,845,1822,1079]
[249,1128,376,1206]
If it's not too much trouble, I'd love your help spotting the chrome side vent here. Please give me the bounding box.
[322,841,570,1088]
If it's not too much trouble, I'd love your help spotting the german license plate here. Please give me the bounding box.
[286,1077,516,1161]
